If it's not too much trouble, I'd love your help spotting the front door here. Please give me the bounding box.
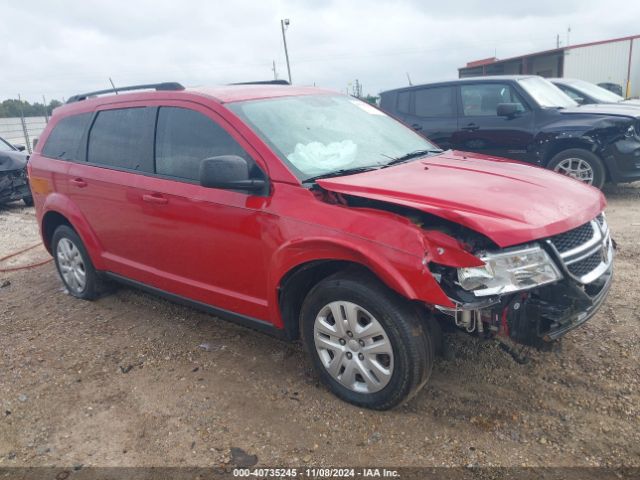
[452,82,535,162]
[128,104,273,321]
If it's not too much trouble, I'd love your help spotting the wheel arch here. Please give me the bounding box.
[40,193,104,269]
[543,140,610,184]
[540,135,612,176]
[270,238,429,340]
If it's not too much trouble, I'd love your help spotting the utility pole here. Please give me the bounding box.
[17,94,32,154]
[556,34,560,49]
[280,19,292,84]
[42,95,49,123]
[272,60,278,80]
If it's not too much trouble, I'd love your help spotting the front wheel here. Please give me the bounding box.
[301,271,432,410]
[547,148,606,189]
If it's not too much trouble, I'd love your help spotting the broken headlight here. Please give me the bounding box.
[457,245,562,297]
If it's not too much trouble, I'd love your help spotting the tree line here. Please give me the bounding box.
[0,98,64,118]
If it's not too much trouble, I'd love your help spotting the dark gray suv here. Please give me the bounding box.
[379,75,640,189]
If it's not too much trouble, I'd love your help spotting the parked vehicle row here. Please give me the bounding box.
[0,136,33,206]
[379,75,640,189]
[28,82,613,409]
[550,78,640,107]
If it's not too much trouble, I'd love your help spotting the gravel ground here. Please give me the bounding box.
[0,185,639,469]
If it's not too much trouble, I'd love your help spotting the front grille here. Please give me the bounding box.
[549,222,594,253]
[567,250,603,277]
[547,216,612,284]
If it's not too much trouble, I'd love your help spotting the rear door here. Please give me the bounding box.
[66,105,156,274]
[393,86,458,149]
[452,82,535,161]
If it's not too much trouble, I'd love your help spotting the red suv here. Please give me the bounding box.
[28,82,614,409]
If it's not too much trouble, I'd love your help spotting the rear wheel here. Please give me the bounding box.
[52,225,103,300]
[301,271,432,410]
[548,148,606,189]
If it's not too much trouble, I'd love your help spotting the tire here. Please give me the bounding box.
[300,270,432,410]
[52,225,103,300]
[547,148,606,189]
[22,195,34,207]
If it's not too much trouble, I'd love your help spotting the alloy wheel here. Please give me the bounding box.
[553,158,595,185]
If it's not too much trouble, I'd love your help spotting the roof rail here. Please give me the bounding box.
[66,82,185,103]
[229,80,290,86]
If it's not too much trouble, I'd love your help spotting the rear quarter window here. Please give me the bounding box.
[87,107,155,171]
[41,113,92,161]
[379,92,396,113]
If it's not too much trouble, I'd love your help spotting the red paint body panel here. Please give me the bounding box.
[318,150,606,248]
[29,86,606,331]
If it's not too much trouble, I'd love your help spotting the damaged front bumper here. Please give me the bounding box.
[0,167,31,204]
[436,266,613,348]
[499,263,612,346]
[433,214,615,348]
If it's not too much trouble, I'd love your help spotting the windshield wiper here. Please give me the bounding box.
[302,165,381,184]
[382,149,443,167]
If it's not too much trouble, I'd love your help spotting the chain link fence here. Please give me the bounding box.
[0,115,48,153]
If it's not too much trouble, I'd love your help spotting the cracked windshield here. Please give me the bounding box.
[229,94,438,180]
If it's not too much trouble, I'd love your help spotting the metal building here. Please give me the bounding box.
[459,34,640,98]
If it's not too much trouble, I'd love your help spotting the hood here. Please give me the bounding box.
[0,150,28,172]
[560,103,640,118]
[317,151,606,248]
[621,99,640,107]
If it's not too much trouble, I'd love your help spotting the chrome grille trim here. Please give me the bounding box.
[546,217,613,284]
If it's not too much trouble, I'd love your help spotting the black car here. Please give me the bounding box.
[0,136,33,206]
[550,78,640,107]
[379,75,640,189]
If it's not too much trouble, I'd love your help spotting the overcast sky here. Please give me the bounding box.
[2,0,640,102]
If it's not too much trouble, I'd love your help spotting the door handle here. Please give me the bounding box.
[411,123,423,131]
[142,193,168,205]
[69,178,87,188]
[461,123,479,131]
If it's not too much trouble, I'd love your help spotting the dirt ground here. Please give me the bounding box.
[0,184,639,469]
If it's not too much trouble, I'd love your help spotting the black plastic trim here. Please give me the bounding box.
[103,272,290,340]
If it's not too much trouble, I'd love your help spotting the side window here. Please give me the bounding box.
[41,113,91,161]
[87,107,154,171]
[414,87,455,117]
[155,107,251,181]
[397,91,411,114]
[460,84,526,116]
[558,85,582,101]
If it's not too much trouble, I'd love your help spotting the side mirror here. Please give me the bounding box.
[15,145,26,152]
[32,138,38,149]
[200,155,266,193]
[497,103,521,117]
